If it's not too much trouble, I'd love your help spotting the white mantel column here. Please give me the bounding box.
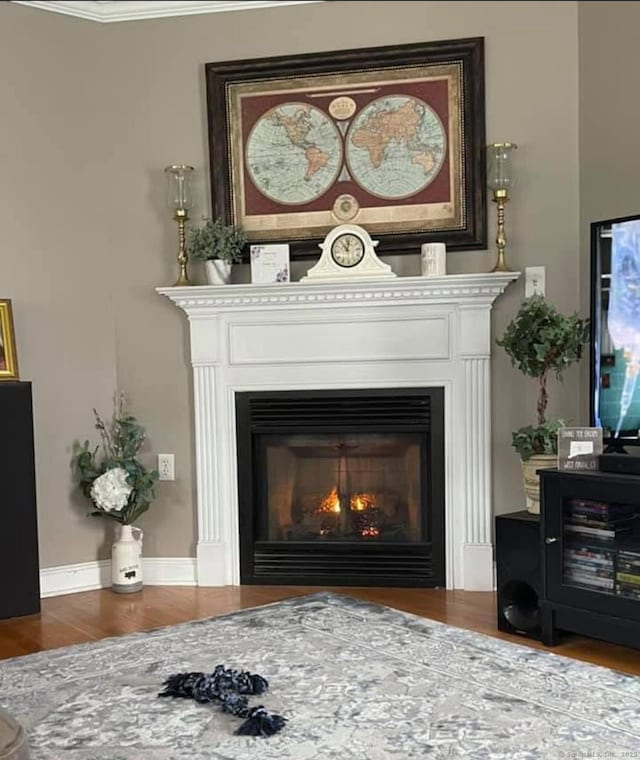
[459,304,494,590]
[191,317,241,586]
[193,365,228,585]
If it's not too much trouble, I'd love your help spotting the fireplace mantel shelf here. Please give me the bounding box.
[158,270,519,591]
[157,272,519,312]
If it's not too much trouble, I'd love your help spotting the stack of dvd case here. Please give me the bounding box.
[616,546,640,600]
[563,499,636,593]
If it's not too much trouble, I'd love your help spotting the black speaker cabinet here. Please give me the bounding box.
[0,382,40,619]
[495,511,541,640]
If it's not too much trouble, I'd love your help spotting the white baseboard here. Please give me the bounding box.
[142,557,198,586]
[40,557,197,598]
[461,543,494,591]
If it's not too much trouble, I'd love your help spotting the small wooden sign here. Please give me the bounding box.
[558,427,603,471]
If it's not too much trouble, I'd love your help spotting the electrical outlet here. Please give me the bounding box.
[525,266,546,297]
[157,453,175,481]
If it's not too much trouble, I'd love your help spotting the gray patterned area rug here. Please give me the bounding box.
[1,592,639,759]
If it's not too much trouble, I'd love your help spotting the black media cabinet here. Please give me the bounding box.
[0,382,40,619]
[539,469,640,650]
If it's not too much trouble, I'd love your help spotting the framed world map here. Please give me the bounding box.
[205,38,486,259]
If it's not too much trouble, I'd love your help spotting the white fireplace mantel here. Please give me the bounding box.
[158,272,518,590]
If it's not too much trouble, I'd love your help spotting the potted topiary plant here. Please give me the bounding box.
[187,217,247,285]
[497,294,590,513]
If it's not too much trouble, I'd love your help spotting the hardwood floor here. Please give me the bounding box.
[1,586,638,675]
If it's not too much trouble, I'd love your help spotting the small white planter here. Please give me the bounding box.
[205,259,232,285]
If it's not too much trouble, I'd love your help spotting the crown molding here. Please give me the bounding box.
[12,1,322,23]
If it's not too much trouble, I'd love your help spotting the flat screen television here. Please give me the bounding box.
[591,213,640,450]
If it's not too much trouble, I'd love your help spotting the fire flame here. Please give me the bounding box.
[351,493,374,512]
[316,488,380,538]
[317,489,377,514]
[319,487,341,514]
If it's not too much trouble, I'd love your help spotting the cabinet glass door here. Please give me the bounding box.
[562,497,640,600]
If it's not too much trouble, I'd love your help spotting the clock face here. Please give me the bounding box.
[330,233,365,267]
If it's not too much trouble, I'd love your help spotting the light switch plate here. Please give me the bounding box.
[525,266,546,297]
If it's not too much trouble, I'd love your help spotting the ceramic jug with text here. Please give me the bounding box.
[111,524,143,593]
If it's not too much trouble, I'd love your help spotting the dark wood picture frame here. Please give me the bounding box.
[206,37,486,259]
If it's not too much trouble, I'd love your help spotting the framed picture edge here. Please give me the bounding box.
[205,36,486,260]
[0,298,19,381]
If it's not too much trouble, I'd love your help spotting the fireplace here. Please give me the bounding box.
[236,388,444,586]
[158,272,517,589]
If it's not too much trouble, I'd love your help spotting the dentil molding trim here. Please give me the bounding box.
[157,273,519,313]
[12,1,322,23]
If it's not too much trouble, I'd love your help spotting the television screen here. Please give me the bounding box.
[591,214,640,448]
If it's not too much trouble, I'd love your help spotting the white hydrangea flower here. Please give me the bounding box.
[90,467,132,513]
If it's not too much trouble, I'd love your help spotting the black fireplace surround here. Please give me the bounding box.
[236,388,445,586]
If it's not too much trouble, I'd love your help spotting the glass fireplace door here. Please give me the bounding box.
[260,432,425,543]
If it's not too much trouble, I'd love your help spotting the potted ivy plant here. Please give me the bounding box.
[497,294,590,513]
[187,217,247,285]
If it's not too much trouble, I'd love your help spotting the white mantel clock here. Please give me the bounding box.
[301,224,396,282]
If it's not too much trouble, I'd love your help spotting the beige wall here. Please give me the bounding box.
[0,4,117,566]
[579,1,640,244]
[2,0,581,568]
[578,1,640,416]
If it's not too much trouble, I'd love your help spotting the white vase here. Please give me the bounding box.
[205,259,232,285]
[111,523,143,593]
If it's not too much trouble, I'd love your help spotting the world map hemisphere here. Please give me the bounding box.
[347,96,446,200]
[245,97,446,206]
[245,104,342,206]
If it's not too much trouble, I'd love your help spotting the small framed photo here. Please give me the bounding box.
[250,244,290,284]
[558,427,603,472]
[0,299,18,380]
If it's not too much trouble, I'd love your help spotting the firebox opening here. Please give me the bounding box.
[236,387,445,587]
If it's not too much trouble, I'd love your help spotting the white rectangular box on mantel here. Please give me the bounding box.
[157,273,518,591]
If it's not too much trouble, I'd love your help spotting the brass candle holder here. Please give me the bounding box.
[487,143,517,273]
[164,164,194,286]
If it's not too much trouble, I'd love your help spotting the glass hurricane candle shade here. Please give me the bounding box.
[164,164,194,210]
[487,143,517,192]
